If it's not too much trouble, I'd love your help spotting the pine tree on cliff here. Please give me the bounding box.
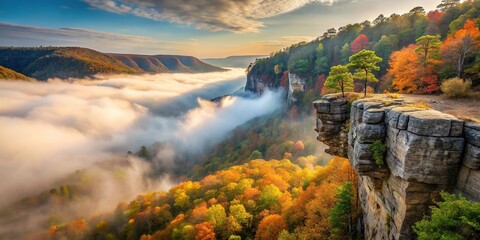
[325,65,354,97]
[347,50,382,97]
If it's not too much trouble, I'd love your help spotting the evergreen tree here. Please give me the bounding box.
[325,65,354,97]
[329,182,354,239]
[347,50,382,97]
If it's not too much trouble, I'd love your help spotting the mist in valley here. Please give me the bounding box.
[0,69,285,238]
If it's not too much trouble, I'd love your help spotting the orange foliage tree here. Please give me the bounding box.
[195,222,216,240]
[254,214,287,240]
[389,33,444,94]
[388,45,422,93]
[441,19,480,77]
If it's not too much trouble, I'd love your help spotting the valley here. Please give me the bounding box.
[1,0,479,239]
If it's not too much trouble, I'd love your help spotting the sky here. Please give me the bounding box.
[0,0,439,58]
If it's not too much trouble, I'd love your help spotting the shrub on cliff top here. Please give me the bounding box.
[414,192,480,240]
[441,77,472,98]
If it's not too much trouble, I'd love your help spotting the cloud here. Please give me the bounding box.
[84,0,338,33]
[0,69,283,237]
[0,22,196,55]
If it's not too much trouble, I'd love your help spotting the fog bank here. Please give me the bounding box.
[0,68,283,212]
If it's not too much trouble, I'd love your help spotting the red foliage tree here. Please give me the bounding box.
[316,74,326,93]
[280,71,289,88]
[427,10,443,23]
[351,34,369,53]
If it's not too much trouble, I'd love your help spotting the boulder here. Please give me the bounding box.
[356,123,386,143]
[465,126,480,147]
[463,144,480,169]
[313,100,330,113]
[406,110,460,137]
[363,108,385,124]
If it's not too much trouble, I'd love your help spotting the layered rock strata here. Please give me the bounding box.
[313,95,480,240]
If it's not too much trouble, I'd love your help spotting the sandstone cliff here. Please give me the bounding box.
[245,71,305,103]
[313,95,480,240]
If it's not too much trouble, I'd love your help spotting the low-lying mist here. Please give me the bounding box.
[0,68,284,237]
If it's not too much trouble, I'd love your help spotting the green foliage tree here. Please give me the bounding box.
[437,0,460,11]
[369,140,386,166]
[373,35,396,74]
[340,43,351,64]
[258,184,282,210]
[137,146,150,160]
[229,203,252,227]
[414,192,480,240]
[207,204,227,232]
[314,43,328,75]
[278,230,296,240]
[347,50,382,97]
[325,65,354,97]
[415,35,441,70]
[290,59,310,75]
[329,182,354,238]
[249,150,263,160]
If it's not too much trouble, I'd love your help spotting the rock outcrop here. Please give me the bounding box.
[313,94,480,240]
[313,95,349,157]
[245,71,305,103]
[286,73,306,104]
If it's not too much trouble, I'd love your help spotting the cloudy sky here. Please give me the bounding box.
[0,0,439,57]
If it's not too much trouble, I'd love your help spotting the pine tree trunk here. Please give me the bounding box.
[364,69,368,97]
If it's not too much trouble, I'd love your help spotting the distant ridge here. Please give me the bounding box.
[202,55,267,68]
[109,53,225,73]
[0,47,226,80]
[0,65,31,81]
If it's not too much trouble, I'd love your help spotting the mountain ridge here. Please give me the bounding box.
[0,47,226,80]
[202,55,267,68]
[109,53,225,73]
[0,65,31,81]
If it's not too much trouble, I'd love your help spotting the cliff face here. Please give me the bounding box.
[313,95,480,240]
[245,71,305,103]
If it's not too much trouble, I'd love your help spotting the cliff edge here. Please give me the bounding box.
[313,95,480,239]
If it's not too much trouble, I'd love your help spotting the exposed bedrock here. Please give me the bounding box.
[313,95,480,240]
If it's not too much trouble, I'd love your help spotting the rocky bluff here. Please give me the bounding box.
[313,95,480,240]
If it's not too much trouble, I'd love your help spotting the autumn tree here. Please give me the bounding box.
[415,35,441,93]
[195,222,216,240]
[254,215,287,240]
[347,50,382,97]
[258,184,281,210]
[325,65,354,97]
[229,203,252,227]
[442,19,480,77]
[351,34,369,53]
[388,45,421,93]
[207,204,226,232]
[274,64,283,78]
[294,140,305,152]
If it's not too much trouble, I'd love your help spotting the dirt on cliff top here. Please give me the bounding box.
[385,94,480,122]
